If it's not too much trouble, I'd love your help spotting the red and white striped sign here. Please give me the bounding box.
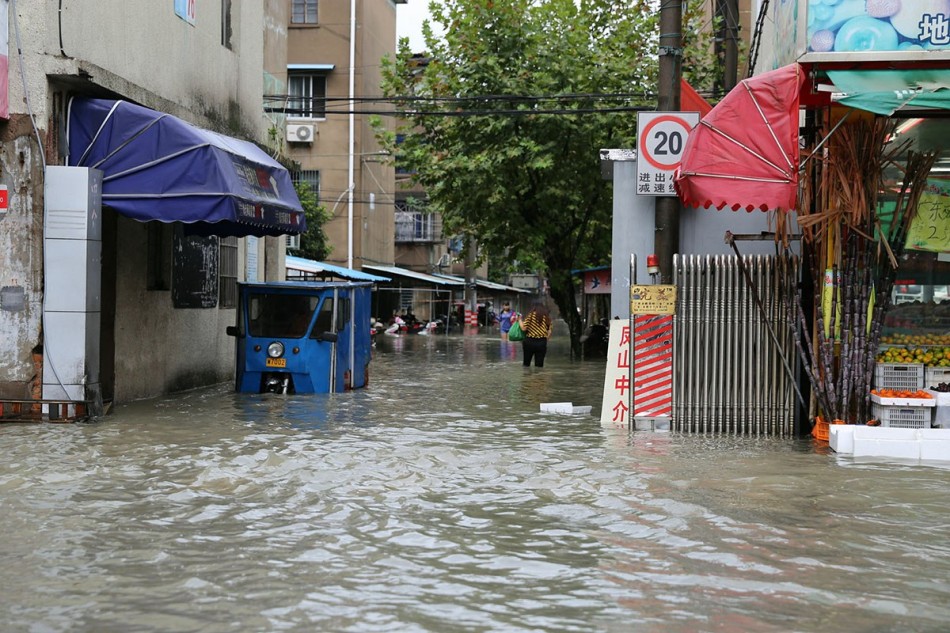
[632,314,673,418]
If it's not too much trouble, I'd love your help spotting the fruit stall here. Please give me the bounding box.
[875,331,950,430]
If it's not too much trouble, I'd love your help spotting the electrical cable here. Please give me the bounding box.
[11,0,74,410]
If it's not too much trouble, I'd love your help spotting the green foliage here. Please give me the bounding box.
[290,181,333,262]
[681,0,749,98]
[377,0,659,351]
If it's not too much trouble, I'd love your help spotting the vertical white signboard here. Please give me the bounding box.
[600,319,632,428]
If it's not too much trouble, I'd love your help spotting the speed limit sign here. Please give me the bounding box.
[636,112,700,196]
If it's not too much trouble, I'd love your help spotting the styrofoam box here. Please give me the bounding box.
[829,425,854,454]
[540,402,592,415]
[925,390,950,428]
[853,438,920,460]
[830,427,950,461]
[925,367,950,389]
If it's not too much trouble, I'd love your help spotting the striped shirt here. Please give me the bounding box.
[521,311,551,338]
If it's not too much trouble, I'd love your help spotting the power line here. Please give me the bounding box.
[266,105,657,117]
[266,92,659,103]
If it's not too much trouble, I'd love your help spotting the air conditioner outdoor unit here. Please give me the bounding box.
[287,124,316,143]
[286,234,300,250]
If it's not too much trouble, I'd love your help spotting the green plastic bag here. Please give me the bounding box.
[508,320,525,342]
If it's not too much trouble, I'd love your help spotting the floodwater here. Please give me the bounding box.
[2,333,950,633]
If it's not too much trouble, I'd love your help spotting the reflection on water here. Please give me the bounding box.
[2,334,950,632]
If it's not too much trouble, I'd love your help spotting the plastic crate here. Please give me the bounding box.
[871,403,931,429]
[812,417,829,441]
[874,363,924,390]
[925,367,950,389]
[870,393,935,407]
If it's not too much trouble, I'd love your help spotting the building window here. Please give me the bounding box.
[395,199,440,243]
[292,169,320,199]
[219,236,238,308]
[291,0,318,24]
[221,0,232,49]
[288,74,327,118]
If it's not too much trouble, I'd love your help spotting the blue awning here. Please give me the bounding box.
[286,256,390,282]
[67,98,306,237]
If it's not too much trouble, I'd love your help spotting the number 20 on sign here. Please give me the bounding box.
[636,112,700,196]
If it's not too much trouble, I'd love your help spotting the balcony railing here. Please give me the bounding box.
[395,211,442,243]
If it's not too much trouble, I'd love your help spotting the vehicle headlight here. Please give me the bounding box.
[267,342,284,358]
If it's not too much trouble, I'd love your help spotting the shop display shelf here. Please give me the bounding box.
[871,403,932,429]
[873,363,925,391]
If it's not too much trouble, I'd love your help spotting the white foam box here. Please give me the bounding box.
[540,402,592,415]
[853,438,921,460]
[852,426,920,459]
[925,390,950,428]
[829,425,855,454]
[919,429,950,461]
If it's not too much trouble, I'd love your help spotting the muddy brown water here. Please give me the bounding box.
[1,333,949,632]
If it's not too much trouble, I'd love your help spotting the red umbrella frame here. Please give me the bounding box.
[674,64,806,213]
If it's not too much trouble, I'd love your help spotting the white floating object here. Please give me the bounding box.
[540,402,592,415]
[830,425,950,463]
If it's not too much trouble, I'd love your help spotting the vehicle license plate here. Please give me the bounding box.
[265,358,287,368]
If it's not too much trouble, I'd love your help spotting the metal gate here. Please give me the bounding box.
[672,254,799,435]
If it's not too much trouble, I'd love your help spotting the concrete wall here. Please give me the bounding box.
[0,1,278,403]
[0,117,45,399]
[34,0,263,136]
[111,217,234,402]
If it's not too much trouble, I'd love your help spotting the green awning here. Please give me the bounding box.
[828,69,950,116]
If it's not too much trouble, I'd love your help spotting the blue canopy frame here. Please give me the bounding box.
[67,98,306,237]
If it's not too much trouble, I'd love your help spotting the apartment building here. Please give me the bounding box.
[0,1,304,412]
[280,0,404,270]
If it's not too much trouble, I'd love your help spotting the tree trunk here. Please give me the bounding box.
[546,266,583,358]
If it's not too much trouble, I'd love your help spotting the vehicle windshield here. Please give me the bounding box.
[247,293,318,338]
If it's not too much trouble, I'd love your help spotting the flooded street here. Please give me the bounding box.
[2,333,950,633]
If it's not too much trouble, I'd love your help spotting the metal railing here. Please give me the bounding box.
[672,254,799,435]
[395,211,442,243]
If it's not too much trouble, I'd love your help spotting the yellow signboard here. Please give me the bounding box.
[906,191,950,252]
[630,284,677,315]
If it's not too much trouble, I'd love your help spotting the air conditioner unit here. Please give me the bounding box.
[286,234,300,250]
[287,124,316,143]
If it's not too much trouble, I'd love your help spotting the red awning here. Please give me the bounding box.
[674,64,804,212]
[680,79,713,118]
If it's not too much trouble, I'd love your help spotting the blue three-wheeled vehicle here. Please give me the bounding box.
[227,281,374,393]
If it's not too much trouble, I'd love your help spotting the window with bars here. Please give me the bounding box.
[288,74,327,118]
[292,169,320,196]
[395,199,440,242]
[291,0,318,24]
[219,236,238,308]
[221,0,233,49]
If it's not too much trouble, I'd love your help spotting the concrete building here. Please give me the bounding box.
[0,1,306,413]
[281,0,404,270]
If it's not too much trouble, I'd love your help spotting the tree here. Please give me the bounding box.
[378,0,658,354]
[290,181,333,262]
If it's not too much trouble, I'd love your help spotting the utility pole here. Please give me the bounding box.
[721,0,739,91]
[654,0,683,283]
[464,234,478,333]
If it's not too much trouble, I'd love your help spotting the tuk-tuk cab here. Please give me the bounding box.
[227,281,374,394]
